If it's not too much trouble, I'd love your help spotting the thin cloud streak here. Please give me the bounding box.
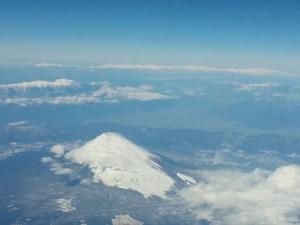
[92,64,280,75]
[234,82,280,91]
[34,63,66,68]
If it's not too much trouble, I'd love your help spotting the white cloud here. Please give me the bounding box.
[235,82,280,91]
[54,199,76,212]
[4,94,101,106]
[6,121,28,129]
[112,214,144,225]
[3,81,173,106]
[179,165,300,225]
[34,63,65,68]
[92,64,280,75]
[41,157,54,164]
[93,64,173,71]
[92,82,173,101]
[222,67,279,75]
[0,79,77,90]
[52,167,73,175]
[5,121,46,135]
[182,88,204,96]
[287,153,300,158]
[272,93,300,101]
[50,144,65,158]
[41,157,73,175]
[0,142,46,161]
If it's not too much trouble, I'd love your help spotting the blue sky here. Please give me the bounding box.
[0,0,299,72]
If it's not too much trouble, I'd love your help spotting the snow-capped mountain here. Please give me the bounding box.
[65,132,175,199]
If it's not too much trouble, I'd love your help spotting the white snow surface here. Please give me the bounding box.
[176,172,197,185]
[65,132,174,199]
[112,214,143,225]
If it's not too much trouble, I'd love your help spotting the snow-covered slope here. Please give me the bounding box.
[65,132,174,199]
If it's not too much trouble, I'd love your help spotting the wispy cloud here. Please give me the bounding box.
[92,64,280,75]
[6,121,28,129]
[5,120,46,135]
[234,82,280,91]
[179,164,300,225]
[0,79,77,90]
[287,153,300,158]
[34,63,66,68]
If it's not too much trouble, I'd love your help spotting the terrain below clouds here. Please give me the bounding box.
[0,65,300,225]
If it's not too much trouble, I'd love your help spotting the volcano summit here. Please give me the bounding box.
[65,132,175,199]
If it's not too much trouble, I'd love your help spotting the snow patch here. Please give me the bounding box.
[176,172,197,185]
[65,132,175,199]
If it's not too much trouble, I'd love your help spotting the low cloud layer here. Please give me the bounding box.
[92,81,173,101]
[179,165,300,225]
[0,79,76,90]
[2,81,173,106]
[41,157,73,175]
[92,64,280,75]
[4,94,100,106]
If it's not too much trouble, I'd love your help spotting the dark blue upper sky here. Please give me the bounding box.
[0,0,299,72]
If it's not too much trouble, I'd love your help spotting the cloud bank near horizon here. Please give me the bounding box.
[92,64,280,75]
